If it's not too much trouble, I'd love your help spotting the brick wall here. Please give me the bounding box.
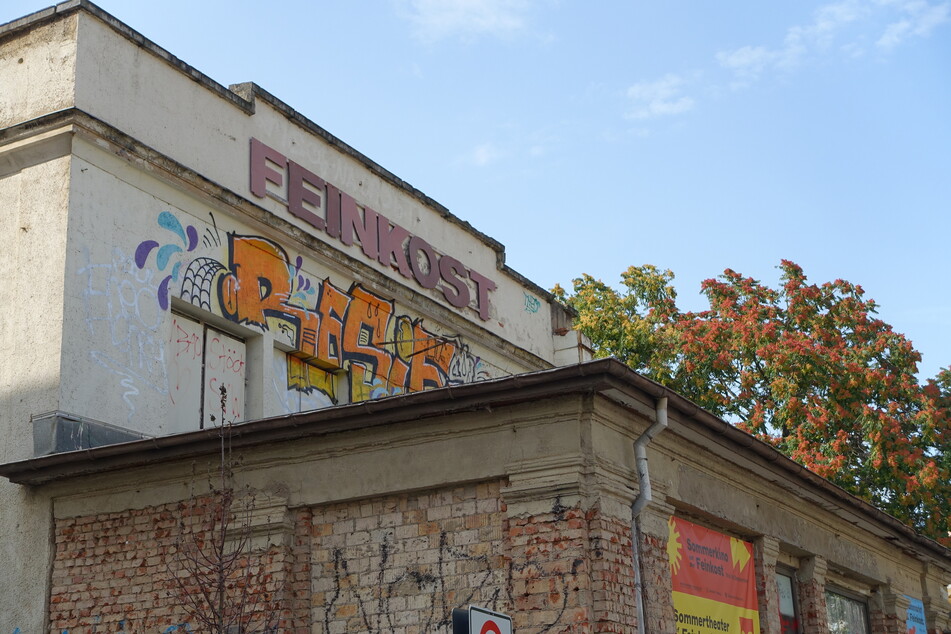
[797,558,830,634]
[505,501,641,634]
[50,494,288,632]
[636,529,675,634]
[754,537,781,634]
[587,514,638,633]
[48,482,651,633]
[507,503,593,632]
[51,501,183,630]
[282,507,314,633]
[309,481,508,634]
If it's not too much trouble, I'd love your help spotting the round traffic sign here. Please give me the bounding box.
[481,621,502,634]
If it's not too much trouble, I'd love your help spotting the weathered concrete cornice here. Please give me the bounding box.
[1,356,949,564]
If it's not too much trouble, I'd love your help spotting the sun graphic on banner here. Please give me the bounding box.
[667,518,683,575]
[739,616,755,634]
[729,537,751,572]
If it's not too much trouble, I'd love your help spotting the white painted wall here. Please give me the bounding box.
[0,16,77,129]
[0,7,587,629]
[56,135,531,437]
[70,11,559,361]
[0,151,70,634]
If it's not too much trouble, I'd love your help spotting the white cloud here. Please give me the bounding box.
[716,0,949,84]
[625,74,695,120]
[716,46,778,82]
[876,0,950,48]
[528,144,546,157]
[466,142,504,166]
[405,0,531,42]
[717,0,865,82]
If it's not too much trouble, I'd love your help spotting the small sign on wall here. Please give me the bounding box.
[452,606,513,634]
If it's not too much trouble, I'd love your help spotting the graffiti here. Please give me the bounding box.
[134,211,201,310]
[524,292,541,314]
[321,530,502,634]
[448,341,484,384]
[80,247,169,424]
[507,556,585,633]
[166,314,247,427]
[272,350,335,414]
[135,212,490,403]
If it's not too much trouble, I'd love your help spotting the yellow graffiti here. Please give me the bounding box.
[171,229,482,403]
[286,355,336,401]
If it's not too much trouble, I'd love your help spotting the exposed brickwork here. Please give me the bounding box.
[281,506,314,633]
[637,529,676,634]
[310,481,508,634]
[868,592,905,634]
[799,582,828,634]
[47,476,909,634]
[754,537,781,634]
[868,604,902,634]
[796,558,830,634]
[51,502,183,630]
[588,514,638,633]
[507,503,592,633]
[49,494,294,631]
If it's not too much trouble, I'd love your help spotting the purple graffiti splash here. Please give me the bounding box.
[134,240,159,269]
[134,211,201,310]
[158,275,173,311]
[186,225,199,251]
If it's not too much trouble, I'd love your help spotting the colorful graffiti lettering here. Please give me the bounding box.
[135,212,489,403]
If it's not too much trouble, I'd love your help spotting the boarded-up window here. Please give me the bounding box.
[273,348,337,414]
[167,313,246,431]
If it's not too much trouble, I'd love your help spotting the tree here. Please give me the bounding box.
[555,260,950,545]
[167,385,280,632]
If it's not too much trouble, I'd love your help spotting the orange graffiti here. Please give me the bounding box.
[212,232,469,402]
[221,235,320,356]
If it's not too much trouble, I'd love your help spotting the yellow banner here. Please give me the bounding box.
[673,591,760,634]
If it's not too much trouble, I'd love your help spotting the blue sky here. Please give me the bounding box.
[4,0,950,380]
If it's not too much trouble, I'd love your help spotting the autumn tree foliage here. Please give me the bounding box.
[554,261,950,545]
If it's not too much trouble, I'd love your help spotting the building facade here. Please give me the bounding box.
[1,2,949,633]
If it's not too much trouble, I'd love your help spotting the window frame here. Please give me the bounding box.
[776,566,801,634]
[167,310,248,430]
[825,585,871,634]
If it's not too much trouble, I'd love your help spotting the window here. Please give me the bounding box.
[777,570,800,634]
[825,589,869,634]
[274,348,338,413]
[167,313,246,431]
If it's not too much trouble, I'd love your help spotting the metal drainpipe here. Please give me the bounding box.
[631,396,668,634]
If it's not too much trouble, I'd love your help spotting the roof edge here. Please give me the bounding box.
[0,357,948,561]
[1,2,565,315]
